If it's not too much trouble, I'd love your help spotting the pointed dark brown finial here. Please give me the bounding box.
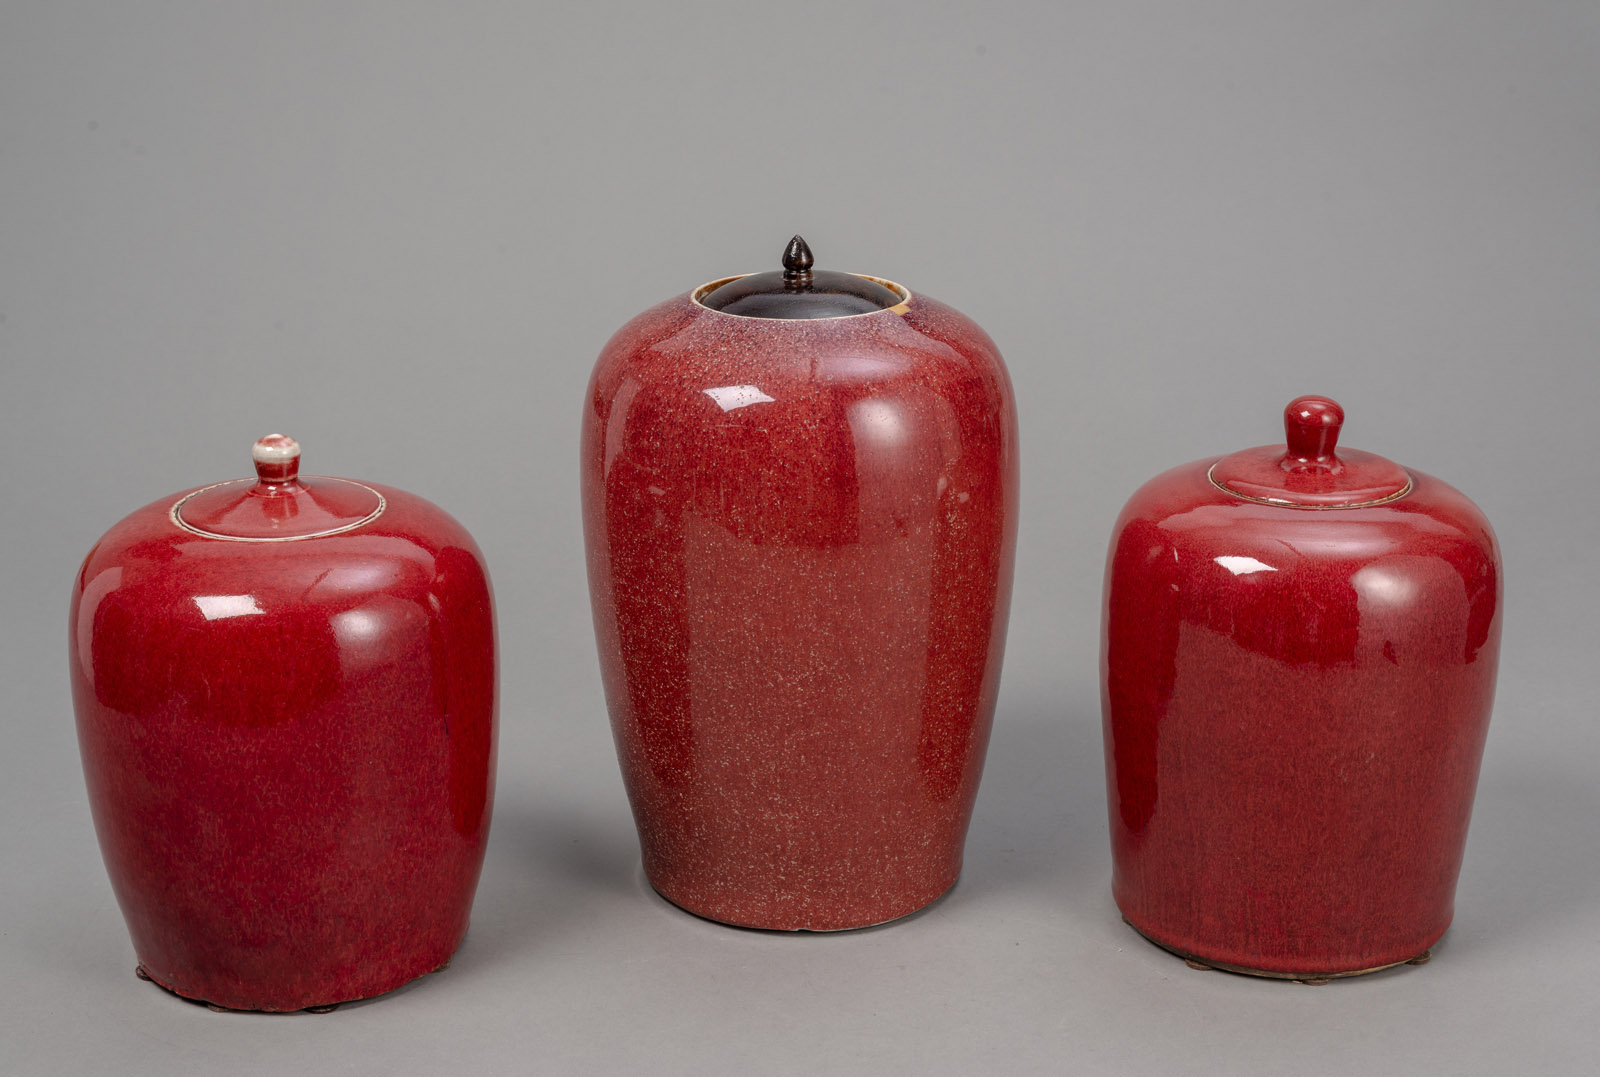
[699,235,900,317]
[782,235,814,288]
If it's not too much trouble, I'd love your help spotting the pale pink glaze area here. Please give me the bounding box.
[582,290,1019,930]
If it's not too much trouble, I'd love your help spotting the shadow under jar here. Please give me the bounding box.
[1101,396,1502,979]
[581,237,1019,930]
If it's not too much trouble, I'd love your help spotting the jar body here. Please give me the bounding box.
[582,292,1018,930]
[1102,460,1500,976]
[69,486,496,1010]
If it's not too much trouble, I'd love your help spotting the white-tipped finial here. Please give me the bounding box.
[251,434,301,483]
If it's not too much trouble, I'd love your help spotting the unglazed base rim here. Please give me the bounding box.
[1123,918,1435,982]
[133,948,457,1014]
[646,873,960,934]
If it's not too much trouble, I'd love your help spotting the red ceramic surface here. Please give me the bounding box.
[1101,397,1501,977]
[582,271,1018,930]
[70,437,497,1011]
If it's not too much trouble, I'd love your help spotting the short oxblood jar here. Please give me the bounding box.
[1101,397,1501,980]
[69,435,496,1011]
[582,237,1019,930]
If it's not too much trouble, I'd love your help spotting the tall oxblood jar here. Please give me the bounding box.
[582,237,1019,930]
[1101,397,1501,979]
[69,435,497,1011]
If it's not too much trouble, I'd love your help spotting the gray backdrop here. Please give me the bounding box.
[3,2,1596,1073]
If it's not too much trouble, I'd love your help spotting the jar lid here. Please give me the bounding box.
[1209,396,1412,508]
[171,434,386,540]
[696,235,906,319]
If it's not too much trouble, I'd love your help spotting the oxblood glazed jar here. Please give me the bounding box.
[69,435,496,1011]
[1101,397,1501,980]
[582,237,1018,930]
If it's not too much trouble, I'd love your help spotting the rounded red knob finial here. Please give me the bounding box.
[252,433,301,484]
[1283,397,1344,464]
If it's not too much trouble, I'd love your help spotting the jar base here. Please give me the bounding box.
[132,950,456,1014]
[647,874,959,933]
[1122,919,1434,982]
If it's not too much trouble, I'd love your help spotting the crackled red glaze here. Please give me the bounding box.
[70,441,496,1011]
[1101,398,1501,977]
[582,283,1018,930]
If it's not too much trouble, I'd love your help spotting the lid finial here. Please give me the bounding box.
[252,433,301,485]
[1283,397,1344,465]
[782,235,814,289]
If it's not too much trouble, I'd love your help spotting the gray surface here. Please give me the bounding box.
[3,2,1597,1072]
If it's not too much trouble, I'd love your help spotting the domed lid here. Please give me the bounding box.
[171,435,386,540]
[697,235,905,319]
[1209,396,1412,509]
